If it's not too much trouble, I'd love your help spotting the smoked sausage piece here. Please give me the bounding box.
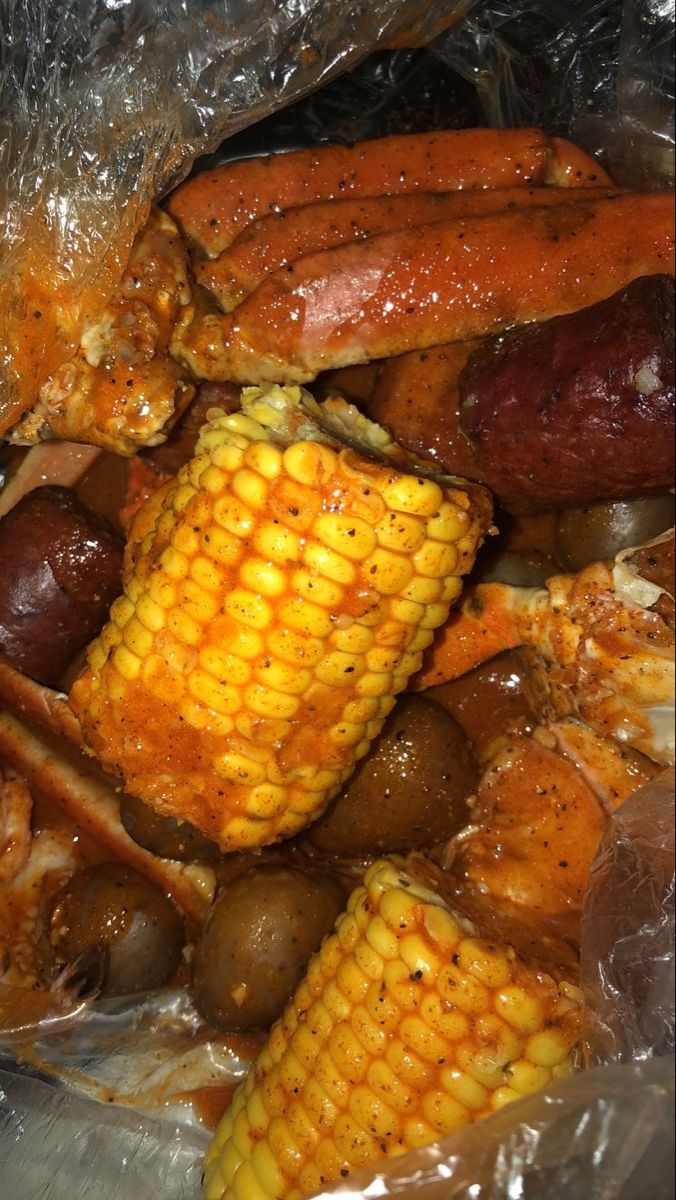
[0,487,123,685]
[459,276,675,513]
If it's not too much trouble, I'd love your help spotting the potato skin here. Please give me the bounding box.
[48,863,185,997]
[459,276,675,513]
[307,695,477,856]
[0,486,123,685]
[554,495,675,572]
[191,866,345,1031]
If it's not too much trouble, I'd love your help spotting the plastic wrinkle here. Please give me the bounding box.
[581,772,676,1064]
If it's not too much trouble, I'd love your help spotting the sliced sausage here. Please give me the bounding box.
[0,486,123,685]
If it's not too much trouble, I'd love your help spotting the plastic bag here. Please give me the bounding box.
[1,1,675,1198]
[0,0,473,436]
[431,0,675,184]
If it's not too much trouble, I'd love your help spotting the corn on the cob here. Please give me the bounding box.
[70,386,491,850]
[205,858,583,1200]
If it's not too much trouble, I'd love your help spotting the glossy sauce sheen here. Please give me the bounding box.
[179,193,675,383]
[201,186,625,311]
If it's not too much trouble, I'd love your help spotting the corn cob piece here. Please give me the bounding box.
[205,858,583,1200]
[70,386,491,850]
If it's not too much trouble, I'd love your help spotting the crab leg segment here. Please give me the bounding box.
[174,192,675,387]
[169,127,610,258]
[201,186,624,313]
[0,712,213,922]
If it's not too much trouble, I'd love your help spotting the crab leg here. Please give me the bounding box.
[174,191,675,387]
[0,711,213,922]
[168,128,610,258]
[0,443,101,519]
[200,185,624,313]
[0,663,84,747]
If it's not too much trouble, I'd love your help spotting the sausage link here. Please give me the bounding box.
[0,487,123,685]
[460,275,675,513]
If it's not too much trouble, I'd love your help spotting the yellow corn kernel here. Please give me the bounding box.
[402,575,443,604]
[232,467,268,510]
[188,670,241,717]
[202,525,243,567]
[526,1029,572,1069]
[123,616,153,659]
[382,475,444,516]
[214,495,255,538]
[172,524,201,557]
[420,602,452,631]
[190,555,222,593]
[316,651,365,688]
[284,441,337,487]
[363,548,414,595]
[440,1068,489,1112]
[244,784,288,819]
[422,1091,468,1134]
[167,607,201,646]
[240,558,287,598]
[246,683,300,722]
[375,510,427,554]
[303,541,356,586]
[227,626,265,660]
[314,513,377,562]
[215,751,268,787]
[495,987,545,1035]
[457,938,514,990]
[210,442,247,474]
[279,597,334,639]
[414,540,459,579]
[507,1059,552,1096]
[200,647,252,688]
[177,578,219,624]
[244,440,283,480]
[426,501,470,542]
[356,671,393,698]
[292,568,343,609]
[159,546,189,581]
[112,644,141,682]
[267,627,325,668]
[226,589,273,631]
[171,482,197,513]
[256,660,312,696]
[200,464,226,496]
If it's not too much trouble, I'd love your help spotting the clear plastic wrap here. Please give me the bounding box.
[1,2,675,1198]
[432,0,675,183]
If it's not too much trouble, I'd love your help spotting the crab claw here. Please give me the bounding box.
[417,535,675,767]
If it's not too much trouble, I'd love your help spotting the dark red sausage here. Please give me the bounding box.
[459,276,675,514]
[0,487,123,685]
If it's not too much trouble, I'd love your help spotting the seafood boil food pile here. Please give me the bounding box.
[0,126,674,1199]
